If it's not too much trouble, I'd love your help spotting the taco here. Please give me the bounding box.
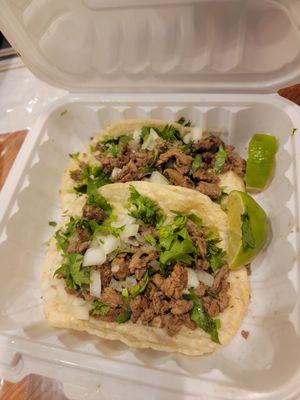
[43,182,249,355]
[61,118,245,210]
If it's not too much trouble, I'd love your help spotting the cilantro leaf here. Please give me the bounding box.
[241,212,255,250]
[213,145,227,173]
[116,309,132,323]
[190,154,202,175]
[54,253,90,289]
[187,288,220,343]
[145,235,156,247]
[292,128,298,136]
[187,213,203,227]
[74,165,110,195]
[176,117,192,127]
[48,221,57,227]
[140,126,151,144]
[101,135,131,157]
[130,272,149,297]
[90,300,110,316]
[206,238,226,272]
[159,238,197,266]
[86,193,112,214]
[129,185,164,226]
[154,125,181,141]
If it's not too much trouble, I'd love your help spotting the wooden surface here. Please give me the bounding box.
[0,86,299,399]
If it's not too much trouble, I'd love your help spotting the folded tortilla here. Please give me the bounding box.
[60,119,245,211]
[43,182,249,356]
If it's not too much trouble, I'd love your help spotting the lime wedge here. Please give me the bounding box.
[227,190,268,269]
[245,134,278,190]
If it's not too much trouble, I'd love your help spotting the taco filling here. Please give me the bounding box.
[67,118,245,201]
[52,186,231,342]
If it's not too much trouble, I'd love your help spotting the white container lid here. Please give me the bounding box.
[0,0,300,93]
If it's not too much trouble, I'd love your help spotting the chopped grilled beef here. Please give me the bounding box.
[224,145,246,177]
[130,295,149,323]
[202,278,230,317]
[67,227,91,254]
[94,308,121,322]
[151,291,171,315]
[157,148,193,174]
[197,182,221,199]
[98,264,112,288]
[162,313,196,336]
[111,253,131,280]
[192,135,221,153]
[209,266,229,295]
[156,265,188,300]
[139,308,155,325]
[100,287,123,308]
[195,259,210,270]
[171,299,193,315]
[194,282,208,298]
[129,247,158,280]
[193,169,219,183]
[164,168,194,188]
[82,204,105,222]
[241,330,250,339]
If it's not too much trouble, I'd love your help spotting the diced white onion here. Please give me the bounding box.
[102,235,121,255]
[111,215,136,228]
[186,268,199,290]
[195,270,214,287]
[141,128,159,150]
[133,129,142,142]
[83,247,106,267]
[111,264,120,273]
[90,270,102,297]
[120,224,139,241]
[125,275,137,289]
[183,127,203,144]
[111,167,121,179]
[110,278,123,292]
[149,171,169,185]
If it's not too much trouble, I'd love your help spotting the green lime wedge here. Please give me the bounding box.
[227,190,268,269]
[245,134,278,190]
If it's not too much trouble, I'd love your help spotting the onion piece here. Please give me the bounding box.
[133,129,142,142]
[183,127,203,144]
[120,224,139,241]
[149,171,169,185]
[110,278,123,292]
[111,215,136,228]
[101,235,121,254]
[125,276,137,289]
[141,128,159,150]
[111,167,121,179]
[90,270,102,297]
[186,268,199,290]
[195,270,214,287]
[83,247,106,267]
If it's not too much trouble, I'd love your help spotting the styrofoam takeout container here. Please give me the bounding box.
[0,1,300,399]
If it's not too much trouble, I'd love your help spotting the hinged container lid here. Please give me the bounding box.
[0,0,300,93]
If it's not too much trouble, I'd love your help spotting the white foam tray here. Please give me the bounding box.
[0,93,300,400]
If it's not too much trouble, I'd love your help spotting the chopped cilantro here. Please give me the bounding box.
[69,152,79,161]
[116,309,132,323]
[206,238,226,272]
[154,124,181,141]
[129,186,163,226]
[86,193,112,214]
[292,128,298,136]
[241,212,255,250]
[60,110,68,116]
[145,235,157,247]
[130,272,149,297]
[140,126,151,143]
[94,224,124,238]
[54,253,90,289]
[159,238,197,266]
[190,154,202,175]
[187,288,220,343]
[101,135,131,157]
[176,117,192,127]
[48,221,57,227]
[90,300,110,316]
[74,165,110,195]
[213,145,227,173]
[187,213,203,227]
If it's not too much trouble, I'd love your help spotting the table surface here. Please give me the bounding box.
[0,84,299,399]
